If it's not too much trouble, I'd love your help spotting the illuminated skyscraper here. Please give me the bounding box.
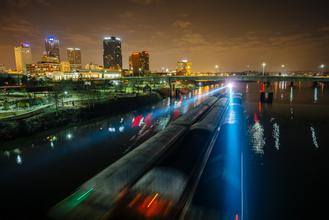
[176,59,192,76]
[66,48,82,70]
[14,42,33,72]
[60,61,71,72]
[103,36,122,70]
[129,51,150,75]
[0,64,6,72]
[45,36,60,60]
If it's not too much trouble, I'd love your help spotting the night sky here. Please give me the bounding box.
[0,0,328,72]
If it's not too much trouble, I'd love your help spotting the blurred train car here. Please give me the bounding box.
[48,96,220,220]
[106,168,187,220]
[105,98,229,220]
[172,96,218,127]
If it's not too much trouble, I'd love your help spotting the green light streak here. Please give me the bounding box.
[77,188,94,201]
[49,187,95,217]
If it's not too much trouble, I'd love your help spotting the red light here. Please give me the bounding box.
[173,109,180,120]
[132,115,142,128]
[235,214,239,220]
[258,101,262,113]
[144,113,152,128]
[260,83,265,92]
[253,112,259,122]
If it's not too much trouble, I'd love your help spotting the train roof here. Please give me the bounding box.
[132,167,187,202]
[191,98,229,134]
[172,96,218,126]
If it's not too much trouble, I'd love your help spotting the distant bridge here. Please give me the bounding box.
[3,75,327,92]
[107,75,329,82]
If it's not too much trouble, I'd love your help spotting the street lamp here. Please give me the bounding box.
[320,64,325,75]
[262,62,266,76]
[138,68,142,77]
[215,65,219,74]
[281,64,286,75]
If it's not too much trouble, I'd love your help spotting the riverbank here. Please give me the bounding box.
[0,92,162,142]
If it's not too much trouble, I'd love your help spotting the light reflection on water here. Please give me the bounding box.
[272,122,280,150]
[310,126,319,148]
[249,120,265,155]
[314,87,318,103]
[237,81,329,220]
[241,81,329,155]
[16,155,22,165]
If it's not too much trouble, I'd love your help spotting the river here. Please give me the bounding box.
[238,81,329,220]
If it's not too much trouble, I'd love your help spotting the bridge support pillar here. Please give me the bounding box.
[260,82,273,103]
[313,81,319,88]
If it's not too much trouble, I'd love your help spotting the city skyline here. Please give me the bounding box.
[0,0,328,72]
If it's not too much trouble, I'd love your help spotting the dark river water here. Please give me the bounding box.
[236,81,329,220]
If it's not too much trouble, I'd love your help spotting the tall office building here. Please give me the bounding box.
[129,51,150,75]
[14,42,33,72]
[103,36,122,70]
[67,48,82,70]
[45,36,60,60]
[176,59,192,76]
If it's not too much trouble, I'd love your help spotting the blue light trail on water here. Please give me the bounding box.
[222,88,243,220]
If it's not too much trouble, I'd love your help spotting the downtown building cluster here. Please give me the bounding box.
[6,35,172,80]
[0,35,195,80]
[12,36,84,79]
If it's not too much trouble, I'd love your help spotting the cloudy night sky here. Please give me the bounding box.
[0,0,328,72]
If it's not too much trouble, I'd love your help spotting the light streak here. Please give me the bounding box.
[314,88,318,103]
[77,188,94,201]
[273,123,280,150]
[310,127,319,148]
[289,87,293,103]
[250,121,265,155]
[241,153,244,220]
[147,193,159,208]
[16,155,22,165]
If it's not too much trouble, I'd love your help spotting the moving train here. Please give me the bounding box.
[104,97,230,219]
[49,94,239,220]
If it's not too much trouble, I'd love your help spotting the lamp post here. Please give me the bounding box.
[138,68,142,77]
[281,64,286,75]
[320,64,325,75]
[262,62,266,76]
[215,65,219,74]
